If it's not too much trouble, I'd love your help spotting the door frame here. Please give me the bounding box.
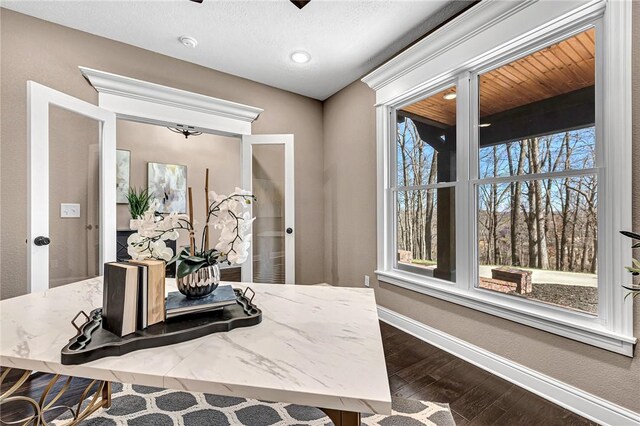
[241,134,295,284]
[27,81,117,293]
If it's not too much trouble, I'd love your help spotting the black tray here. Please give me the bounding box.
[61,288,261,365]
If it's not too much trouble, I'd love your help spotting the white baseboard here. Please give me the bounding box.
[378,306,640,426]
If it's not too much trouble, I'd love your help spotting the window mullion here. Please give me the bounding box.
[456,72,472,291]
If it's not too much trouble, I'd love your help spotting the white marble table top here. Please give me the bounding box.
[0,279,391,414]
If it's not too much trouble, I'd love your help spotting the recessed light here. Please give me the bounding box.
[179,35,198,48]
[479,123,491,128]
[443,93,457,100]
[291,51,311,64]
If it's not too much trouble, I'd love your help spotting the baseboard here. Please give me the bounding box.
[377,306,640,426]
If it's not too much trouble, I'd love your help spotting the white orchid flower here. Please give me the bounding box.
[127,188,254,266]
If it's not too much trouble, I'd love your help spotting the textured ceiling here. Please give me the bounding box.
[1,0,472,100]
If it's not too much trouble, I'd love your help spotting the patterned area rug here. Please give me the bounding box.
[54,382,456,425]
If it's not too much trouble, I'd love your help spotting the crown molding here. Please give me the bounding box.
[362,0,606,96]
[79,67,263,123]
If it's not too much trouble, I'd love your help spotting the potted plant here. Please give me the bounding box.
[126,187,152,230]
[127,171,255,299]
[620,231,640,299]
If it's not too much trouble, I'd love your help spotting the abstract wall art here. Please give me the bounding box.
[116,149,131,204]
[147,162,187,213]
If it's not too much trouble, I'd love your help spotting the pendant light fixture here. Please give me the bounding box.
[167,124,203,139]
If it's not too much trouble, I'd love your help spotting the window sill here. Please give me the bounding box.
[375,269,636,356]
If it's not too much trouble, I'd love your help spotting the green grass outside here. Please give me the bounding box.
[411,259,437,266]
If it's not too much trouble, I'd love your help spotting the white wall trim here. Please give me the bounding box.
[378,306,640,426]
[79,67,263,136]
[377,270,636,356]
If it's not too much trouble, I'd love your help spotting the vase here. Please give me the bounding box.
[177,264,220,299]
[129,218,141,230]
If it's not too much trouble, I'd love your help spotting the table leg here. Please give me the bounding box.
[0,367,111,425]
[320,407,361,426]
[102,381,112,408]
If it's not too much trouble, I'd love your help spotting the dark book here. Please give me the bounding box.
[134,264,148,330]
[166,306,223,320]
[165,285,236,317]
[102,262,139,337]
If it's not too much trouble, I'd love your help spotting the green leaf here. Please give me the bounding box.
[177,260,208,278]
[183,255,207,263]
[166,250,183,266]
[620,230,640,241]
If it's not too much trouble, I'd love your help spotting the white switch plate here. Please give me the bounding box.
[364,275,370,287]
[60,203,80,218]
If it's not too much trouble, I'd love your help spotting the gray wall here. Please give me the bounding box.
[116,120,242,250]
[321,6,640,413]
[0,8,325,298]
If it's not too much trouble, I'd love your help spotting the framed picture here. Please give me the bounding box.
[116,149,130,204]
[147,162,187,213]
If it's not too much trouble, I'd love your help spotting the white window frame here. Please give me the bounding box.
[363,0,635,356]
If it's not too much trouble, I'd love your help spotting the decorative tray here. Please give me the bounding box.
[61,288,261,365]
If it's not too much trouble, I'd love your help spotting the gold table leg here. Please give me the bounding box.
[0,367,111,425]
[320,407,361,426]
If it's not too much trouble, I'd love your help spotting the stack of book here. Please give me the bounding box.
[102,262,239,337]
[165,285,236,320]
[102,260,165,337]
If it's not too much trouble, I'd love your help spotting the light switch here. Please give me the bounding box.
[60,203,80,218]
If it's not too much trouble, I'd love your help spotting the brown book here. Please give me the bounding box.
[128,259,166,326]
[103,262,139,337]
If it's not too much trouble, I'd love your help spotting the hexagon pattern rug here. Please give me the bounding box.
[53,382,456,425]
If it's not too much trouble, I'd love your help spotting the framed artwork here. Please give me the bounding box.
[147,162,187,213]
[116,149,131,204]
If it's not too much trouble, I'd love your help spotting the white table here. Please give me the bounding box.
[0,278,391,425]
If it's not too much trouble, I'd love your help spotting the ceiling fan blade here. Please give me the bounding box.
[189,0,204,3]
[290,0,310,9]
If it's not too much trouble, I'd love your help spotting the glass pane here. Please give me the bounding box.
[252,144,285,284]
[478,28,595,178]
[49,106,100,287]
[479,129,595,179]
[397,86,457,185]
[396,188,455,282]
[477,176,598,315]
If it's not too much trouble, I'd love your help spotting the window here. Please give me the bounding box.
[395,87,456,282]
[365,0,634,355]
[476,30,599,315]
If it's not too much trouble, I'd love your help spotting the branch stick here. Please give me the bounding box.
[188,187,195,256]
[204,168,210,251]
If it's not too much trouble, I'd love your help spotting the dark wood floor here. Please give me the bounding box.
[379,321,596,425]
[2,322,596,425]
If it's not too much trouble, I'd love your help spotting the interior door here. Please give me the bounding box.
[241,134,295,284]
[28,81,116,293]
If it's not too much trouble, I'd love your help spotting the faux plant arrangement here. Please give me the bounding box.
[127,169,255,298]
[620,231,640,299]
[126,187,151,221]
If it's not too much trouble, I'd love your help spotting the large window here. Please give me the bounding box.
[368,0,634,355]
[475,30,598,315]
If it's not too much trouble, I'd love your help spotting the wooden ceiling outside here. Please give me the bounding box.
[401,29,595,126]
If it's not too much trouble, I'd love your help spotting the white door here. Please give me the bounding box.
[28,81,117,293]
[241,134,295,284]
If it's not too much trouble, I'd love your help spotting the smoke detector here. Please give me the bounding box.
[179,35,198,48]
